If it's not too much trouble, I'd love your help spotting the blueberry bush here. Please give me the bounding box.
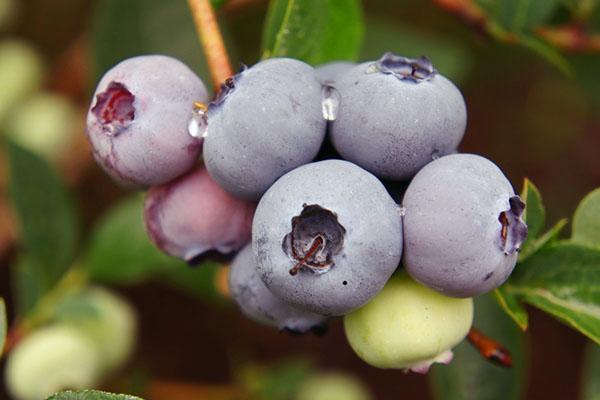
[0,0,599,399]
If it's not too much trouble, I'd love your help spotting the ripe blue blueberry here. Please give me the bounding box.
[229,244,328,333]
[402,153,528,297]
[252,159,403,316]
[87,55,208,188]
[203,58,327,200]
[330,53,467,180]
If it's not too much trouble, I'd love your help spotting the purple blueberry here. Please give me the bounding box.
[402,153,528,297]
[87,55,208,188]
[144,166,255,264]
[314,61,356,85]
[252,159,403,316]
[229,244,328,333]
[203,58,327,200]
[331,53,467,181]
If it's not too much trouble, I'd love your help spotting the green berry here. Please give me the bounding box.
[343,272,473,372]
[5,325,102,400]
[296,372,373,400]
[60,287,137,371]
[4,92,77,160]
[0,39,44,124]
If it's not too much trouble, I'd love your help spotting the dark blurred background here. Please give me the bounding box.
[0,0,598,399]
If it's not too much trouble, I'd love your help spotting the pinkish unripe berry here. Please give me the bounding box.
[144,166,255,263]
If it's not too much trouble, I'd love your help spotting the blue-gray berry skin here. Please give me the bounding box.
[229,244,328,333]
[330,53,467,181]
[252,159,404,316]
[204,58,327,200]
[314,61,356,85]
[402,153,528,297]
[86,55,208,188]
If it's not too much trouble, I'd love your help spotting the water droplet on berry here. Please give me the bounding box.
[188,102,208,138]
[321,84,340,121]
[398,206,407,217]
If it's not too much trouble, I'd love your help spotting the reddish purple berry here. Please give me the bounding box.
[144,166,256,263]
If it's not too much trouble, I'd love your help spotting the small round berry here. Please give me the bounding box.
[296,372,373,400]
[344,272,473,372]
[229,244,328,333]
[60,287,137,371]
[252,159,403,316]
[0,39,44,124]
[331,52,467,180]
[86,55,208,188]
[203,58,326,200]
[5,92,77,160]
[144,166,255,263]
[5,325,102,400]
[402,153,528,297]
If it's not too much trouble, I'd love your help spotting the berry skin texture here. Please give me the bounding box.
[330,53,467,180]
[314,61,356,85]
[228,244,328,333]
[296,372,373,400]
[402,153,528,297]
[344,272,473,372]
[86,55,208,188]
[252,159,403,316]
[144,166,255,263]
[60,287,137,372]
[5,325,102,400]
[203,58,326,200]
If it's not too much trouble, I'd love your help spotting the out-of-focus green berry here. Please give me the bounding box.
[4,92,77,159]
[62,287,137,371]
[344,272,473,373]
[5,325,103,400]
[296,372,373,400]
[0,39,44,124]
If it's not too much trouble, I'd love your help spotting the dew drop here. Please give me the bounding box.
[398,206,407,217]
[188,102,208,139]
[321,84,340,121]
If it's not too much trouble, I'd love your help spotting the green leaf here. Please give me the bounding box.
[47,390,143,400]
[493,287,529,330]
[11,256,44,315]
[581,341,600,400]
[7,142,79,297]
[429,294,527,400]
[519,218,568,261]
[518,35,573,76]
[360,17,471,83]
[476,0,561,32]
[261,0,364,64]
[572,188,600,248]
[0,298,6,356]
[507,242,600,344]
[84,196,183,284]
[165,262,222,302]
[239,358,313,400]
[91,0,210,88]
[520,178,545,240]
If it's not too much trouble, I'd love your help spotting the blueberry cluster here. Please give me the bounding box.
[86,52,528,372]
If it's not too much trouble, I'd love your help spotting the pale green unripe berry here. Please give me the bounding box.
[296,372,373,400]
[5,325,103,400]
[0,39,44,123]
[64,287,137,371]
[4,92,78,160]
[344,272,473,373]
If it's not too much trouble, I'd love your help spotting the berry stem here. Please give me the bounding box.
[467,327,513,368]
[187,0,234,90]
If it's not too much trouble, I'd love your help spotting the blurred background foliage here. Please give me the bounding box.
[0,0,599,399]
